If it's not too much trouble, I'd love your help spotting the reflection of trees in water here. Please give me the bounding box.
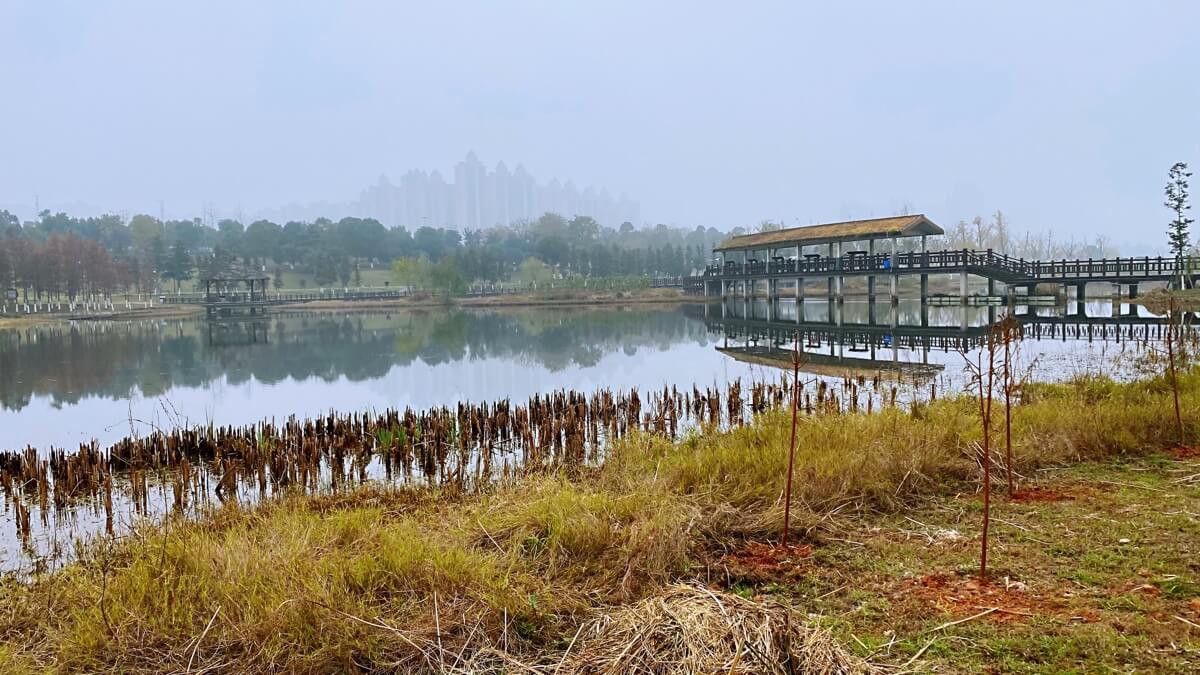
[0,308,710,412]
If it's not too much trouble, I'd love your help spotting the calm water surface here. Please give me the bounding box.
[0,300,1167,453]
[0,299,1183,572]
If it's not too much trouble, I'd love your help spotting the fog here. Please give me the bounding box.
[1,1,1197,249]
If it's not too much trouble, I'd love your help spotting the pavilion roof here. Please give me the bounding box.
[200,261,269,282]
[714,215,943,252]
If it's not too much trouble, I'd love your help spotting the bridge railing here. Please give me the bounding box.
[706,250,1200,281]
[1027,256,1200,279]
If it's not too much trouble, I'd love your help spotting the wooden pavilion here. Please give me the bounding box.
[201,264,271,318]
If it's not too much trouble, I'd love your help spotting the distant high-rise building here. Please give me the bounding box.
[344,152,639,230]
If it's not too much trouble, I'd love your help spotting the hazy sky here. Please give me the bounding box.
[1,1,1197,246]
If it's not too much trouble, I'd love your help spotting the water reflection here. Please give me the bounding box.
[699,296,1187,384]
[2,300,1188,452]
[0,307,727,450]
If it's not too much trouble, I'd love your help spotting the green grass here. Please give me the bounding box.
[796,456,1200,672]
[2,368,1199,672]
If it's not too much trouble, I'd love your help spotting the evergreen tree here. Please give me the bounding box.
[161,240,194,293]
[1166,162,1194,258]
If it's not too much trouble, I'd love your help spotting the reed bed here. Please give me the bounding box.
[1,372,917,566]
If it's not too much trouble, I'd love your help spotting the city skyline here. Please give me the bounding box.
[0,152,642,232]
[259,151,640,230]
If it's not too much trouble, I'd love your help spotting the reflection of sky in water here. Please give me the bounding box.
[2,307,771,451]
[1,301,1175,452]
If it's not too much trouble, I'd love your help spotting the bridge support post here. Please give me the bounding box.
[835,242,844,304]
[1128,283,1139,299]
[867,275,875,298]
[987,278,996,296]
[795,278,804,323]
[919,274,929,302]
[960,271,969,304]
[890,274,898,305]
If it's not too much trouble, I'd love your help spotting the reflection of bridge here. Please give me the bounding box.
[691,298,1194,372]
[717,345,945,382]
[700,215,1200,302]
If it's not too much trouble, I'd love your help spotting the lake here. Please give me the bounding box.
[0,299,1169,454]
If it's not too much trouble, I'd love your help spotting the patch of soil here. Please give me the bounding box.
[901,572,1061,622]
[721,541,813,580]
[1170,446,1200,460]
[1010,486,1076,503]
[1119,581,1163,597]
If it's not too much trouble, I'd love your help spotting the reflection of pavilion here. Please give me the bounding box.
[207,320,270,347]
[717,344,944,382]
[693,296,1195,376]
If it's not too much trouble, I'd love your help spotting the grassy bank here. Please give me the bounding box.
[283,286,690,313]
[0,304,205,329]
[1,371,1198,672]
[1135,287,1200,314]
[0,287,691,329]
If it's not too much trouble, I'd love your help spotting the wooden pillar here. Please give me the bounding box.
[834,241,844,304]
[890,235,899,305]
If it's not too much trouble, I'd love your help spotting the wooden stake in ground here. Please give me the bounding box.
[1166,296,1185,446]
[1000,316,1020,497]
[978,327,998,578]
[781,331,803,548]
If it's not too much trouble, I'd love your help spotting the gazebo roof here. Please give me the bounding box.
[201,262,269,282]
[714,215,943,252]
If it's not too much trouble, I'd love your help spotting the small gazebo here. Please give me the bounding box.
[201,263,271,317]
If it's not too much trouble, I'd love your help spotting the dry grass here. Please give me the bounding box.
[1,367,1197,671]
[558,584,869,674]
[1134,287,1200,313]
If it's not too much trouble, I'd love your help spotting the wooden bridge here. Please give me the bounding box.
[698,215,1200,302]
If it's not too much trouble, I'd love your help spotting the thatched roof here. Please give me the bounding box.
[714,215,943,252]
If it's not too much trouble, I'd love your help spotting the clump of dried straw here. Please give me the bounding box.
[558,583,871,674]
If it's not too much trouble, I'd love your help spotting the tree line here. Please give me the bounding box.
[0,209,726,297]
[0,232,127,302]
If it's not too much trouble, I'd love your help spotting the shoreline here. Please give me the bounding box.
[1,368,1197,671]
[0,287,698,328]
